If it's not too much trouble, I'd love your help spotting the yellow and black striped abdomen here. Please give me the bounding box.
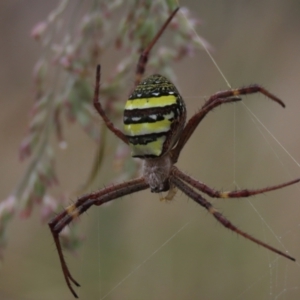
[124,74,186,158]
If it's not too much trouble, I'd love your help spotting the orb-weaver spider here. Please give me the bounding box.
[49,7,299,298]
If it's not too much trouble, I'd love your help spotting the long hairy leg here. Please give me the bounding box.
[134,7,179,87]
[170,175,295,261]
[93,65,129,144]
[171,96,241,162]
[93,8,180,143]
[172,166,300,198]
[172,85,285,162]
[49,178,148,298]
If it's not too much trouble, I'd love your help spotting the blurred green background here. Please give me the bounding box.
[1,0,300,299]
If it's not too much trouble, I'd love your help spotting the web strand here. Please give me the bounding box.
[100,221,191,300]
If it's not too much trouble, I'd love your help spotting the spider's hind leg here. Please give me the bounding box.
[172,166,300,199]
[171,175,296,262]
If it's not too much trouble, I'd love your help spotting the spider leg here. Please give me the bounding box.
[49,177,148,298]
[93,65,128,144]
[170,175,295,261]
[134,7,179,87]
[172,84,286,162]
[209,85,285,108]
[171,96,241,162]
[172,166,300,198]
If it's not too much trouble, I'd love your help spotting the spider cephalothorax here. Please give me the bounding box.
[49,7,299,298]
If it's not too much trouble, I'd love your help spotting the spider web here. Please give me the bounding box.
[81,2,300,300]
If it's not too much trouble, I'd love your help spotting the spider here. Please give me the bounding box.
[49,7,300,298]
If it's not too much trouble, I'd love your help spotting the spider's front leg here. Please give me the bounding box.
[93,65,129,144]
[134,7,179,87]
[171,96,241,162]
[93,8,180,144]
[49,178,149,298]
[209,84,285,108]
[172,84,286,162]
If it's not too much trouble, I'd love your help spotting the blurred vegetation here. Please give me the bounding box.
[0,0,209,257]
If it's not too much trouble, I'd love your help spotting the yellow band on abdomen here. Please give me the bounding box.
[125,95,176,110]
[124,118,172,136]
